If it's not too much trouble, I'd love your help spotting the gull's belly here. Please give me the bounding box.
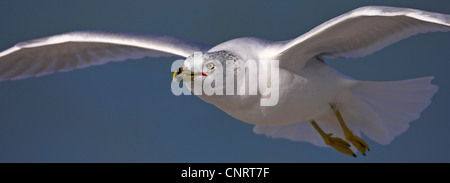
[213,64,345,126]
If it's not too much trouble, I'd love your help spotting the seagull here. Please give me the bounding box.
[0,6,449,157]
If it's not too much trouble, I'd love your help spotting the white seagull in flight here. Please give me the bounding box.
[0,6,449,157]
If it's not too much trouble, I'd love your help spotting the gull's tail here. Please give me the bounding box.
[347,76,438,144]
[253,76,438,147]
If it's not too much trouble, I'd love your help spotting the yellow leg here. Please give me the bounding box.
[330,104,370,156]
[310,120,356,157]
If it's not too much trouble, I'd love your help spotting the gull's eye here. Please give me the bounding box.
[207,63,215,70]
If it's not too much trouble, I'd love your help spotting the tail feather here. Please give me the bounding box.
[351,76,438,144]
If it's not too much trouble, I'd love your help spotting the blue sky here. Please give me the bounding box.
[0,0,449,162]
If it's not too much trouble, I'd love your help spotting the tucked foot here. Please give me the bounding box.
[345,131,370,156]
[310,120,356,157]
[324,133,356,157]
[330,103,370,156]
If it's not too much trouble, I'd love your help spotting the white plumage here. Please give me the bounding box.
[0,6,448,155]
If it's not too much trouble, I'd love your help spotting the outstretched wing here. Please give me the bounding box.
[0,31,211,81]
[271,6,450,68]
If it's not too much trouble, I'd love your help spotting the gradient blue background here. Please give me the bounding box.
[0,0,449,162]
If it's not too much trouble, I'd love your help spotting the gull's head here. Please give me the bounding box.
[172,51,239,83]
[171,50,265,106]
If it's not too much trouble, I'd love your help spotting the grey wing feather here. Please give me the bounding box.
[270,6,450,68]
[0,31,211,81]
